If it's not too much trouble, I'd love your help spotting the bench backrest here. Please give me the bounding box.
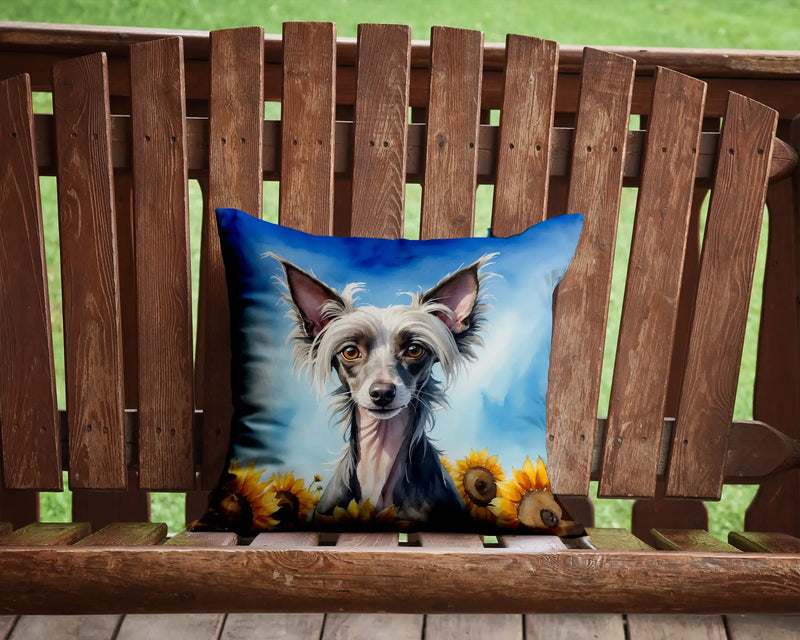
[0,23,796,531]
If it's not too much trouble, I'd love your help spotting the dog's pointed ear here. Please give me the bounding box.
[280,260,343,339]
[422,262,480,334]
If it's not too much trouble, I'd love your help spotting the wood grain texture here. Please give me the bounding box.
[651,529,738,552]
[626,615,727,640]
[499,535,566,550]
[52,53,127,490]
[73,522,167,546]
[9,614,121,640]
[492,36,558,235]
[527,614,624,640]
[631,481,708,546]
[667,93,778,499]
[547,49,635,496]
[419,27,483,240]
[71,468,150,530]
[198,27,264,489]
[279,22,336,235]
[425,614,522,640]
[222,612,325,640]
[116,614,223,640]
[0,522,90,546]
[418,532,484,548]
[0,73,61,490]
[600,68,706,498]
[129,37,195,490]
[165,529,238,547]
[1,616,17,638]
[729,531,800,553]
[587,528,652,550]
[350,24,410,239]
[726,615,800,640]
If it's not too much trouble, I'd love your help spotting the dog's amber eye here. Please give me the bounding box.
[405,343,425,359]
[341,346,361,361]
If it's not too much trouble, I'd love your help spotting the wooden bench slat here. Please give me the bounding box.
[198,27,265,489]
[420,26,484,240]
[164,529,239,547]
[0,522,90,546]
[600,68,706,498]
[130,37,195,490]
[279,22,336,235]
[492,35,558,235]
[349,24,410,239]
[9,614,121,640]
[73,521,167,546]
[726,614,800,640]
[547,48,636,496]
[71,468,150,531]
[729,531,800,553]
[0,73,61,490]
[587,528,653,550]
[499,535,566,551]
[426,614,522,640]
[248,531,320,548]
[527,614,625,640]
[222,613,326,640]
[651,528,738,552]
[667,93,779,499]
[418,532,484,548]
[0,485,38,529]
[52,52,127,490]
[626,615,727,640]
[116,614,224,640]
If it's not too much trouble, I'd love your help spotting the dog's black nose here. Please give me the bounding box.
[369,382,396,407]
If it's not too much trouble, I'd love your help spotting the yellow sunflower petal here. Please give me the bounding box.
[535,456,551,491]
[496,478,523,503]
[513,467,531,492]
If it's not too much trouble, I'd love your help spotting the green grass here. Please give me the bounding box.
[8,0,792,536]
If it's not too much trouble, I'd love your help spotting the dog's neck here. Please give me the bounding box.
[354,406,412,511]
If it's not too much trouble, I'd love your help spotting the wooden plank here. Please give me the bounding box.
[419,26,483,240]
[527,614,625,640]
[129,37,195,490]
[198,27,264,489]
[71,468,150,531]
[9,615,121,640]
[349,24,410,239]
[52,52,127,490]
[499,535,566,551]
[492,36,558,235]
[0,73,61,490]
[587,527,653,550]
[279,22,336,235]
[73,522,167,546]
[651,529,738,552]
[0,484,37,529]
[600,68,706,498]
[729,531,800,553]
[547,49,635,496]
[164,529,238,547]
[114,170,138,410]
[627,615,727,640]
[426,614,522,640]
[726,615,800,640]
[667,93,779,499]
[116,615,223,640]
[1,522,90,546]
[631,481,708,547]
[418,532,484,548]
[249,531,320,548]
[1,616,16,638]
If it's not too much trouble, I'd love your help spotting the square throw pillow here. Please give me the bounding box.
[192,208,584,537]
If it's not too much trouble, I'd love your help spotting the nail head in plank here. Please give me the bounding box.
[130,37,195,490]
[547,48,635,496]
[350,23,411,240]
[527,614,625,640]
[729,531,800,553]
[199,27,265,488]
[651,529,738,552]
[668,93,778,499]
[1,522,90,546]
[586,527,653,550]
[627,615,727,640]
[600,68,706,498]
[52,52,127,490]
[0,73,61,490]
[280,22,336,235]
[9,615,122,640]
[73,522,167,547]
[165,529,239,547]
[492,35,558,234]
[420,26,484,240]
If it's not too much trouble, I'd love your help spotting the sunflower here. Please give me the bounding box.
[451,448,506,521]
[265,471,321,524]
[314,499,396,527]
[489,456,563,530]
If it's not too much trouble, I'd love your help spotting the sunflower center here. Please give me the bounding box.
[216,491,255,529]
[463,466,497,506]
[275,490,301,519]
[517,490,563,529]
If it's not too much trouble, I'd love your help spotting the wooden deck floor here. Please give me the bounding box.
[3,613,800,639]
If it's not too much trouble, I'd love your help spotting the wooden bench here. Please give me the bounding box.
[1,20,800,636]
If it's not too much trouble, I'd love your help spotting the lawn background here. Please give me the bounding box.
[4,0,798,535]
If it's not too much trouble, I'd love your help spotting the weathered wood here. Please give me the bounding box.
[52,52,127,490]
[668,93,779,499]
[279,22,335,234]
[631,481,708,546]
[222,612,325,640]
[249,532,320,548]
[726,615,800,640]
[600,68,706,498]
[0,522,90,546]
[4,547,800,614]
[426,614,522,640]
[197,27,264,489]
[116,614,224,640]
[349,24,410,239]
[527,614,624,640]
[0,73,61,490]
[1,616,16,638]
[651,529,738,552]
[9,614,121,640]
[73,522,167,546]
[491,35,558,234]
[418,533,484,548]
[626,615,727,640]
[729,532,800,553]
[419,26,483,239]
[588,528,653,550]
[499,535,566,551]
[164,529,238,547]
[71,468,150,531]
[130,37,195,490]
